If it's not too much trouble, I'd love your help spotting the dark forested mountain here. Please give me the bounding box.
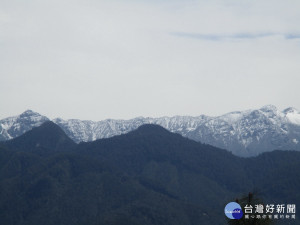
[0,122,299,225]
[1,105,300,157]
[4,121,76,154]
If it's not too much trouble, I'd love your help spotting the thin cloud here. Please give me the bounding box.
[1,0,300,120]
[286,34,300,39]
[170,32,300,41]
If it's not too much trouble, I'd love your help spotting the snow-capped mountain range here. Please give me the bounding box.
[1,105,300,157]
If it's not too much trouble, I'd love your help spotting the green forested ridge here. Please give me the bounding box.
[0,122,299,225]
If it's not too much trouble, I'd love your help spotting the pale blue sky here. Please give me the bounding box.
[0,0,300,120]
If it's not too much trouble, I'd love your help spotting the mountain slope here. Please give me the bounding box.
[1,105,300,156]
[1,123,300,225]
[0,110,49,141]
[4,121,76,154]
[0,123,234,225]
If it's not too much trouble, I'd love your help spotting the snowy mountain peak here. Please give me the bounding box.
[259,105,281,117]
[219,111,244,124]
[260,104,278,112]
[20,109,37,116]
[283,107,300,125]
[19,110,46,119]
[283,107,299,114]
[0,110,49,141]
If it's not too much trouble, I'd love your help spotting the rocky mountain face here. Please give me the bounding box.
[0,110,49,141]
[1,105,300,156]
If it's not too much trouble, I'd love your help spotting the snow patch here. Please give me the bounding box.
[286,113,300,125]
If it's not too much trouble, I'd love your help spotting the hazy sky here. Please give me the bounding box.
[1,0,300,120]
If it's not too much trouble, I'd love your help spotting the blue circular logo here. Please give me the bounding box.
[224,202,243,219]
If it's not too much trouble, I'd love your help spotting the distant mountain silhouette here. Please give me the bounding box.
[0,122,299,225]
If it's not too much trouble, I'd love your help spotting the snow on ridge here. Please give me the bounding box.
[1,106,300,156]
[283,107,299,114]
[286,112,300,125]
